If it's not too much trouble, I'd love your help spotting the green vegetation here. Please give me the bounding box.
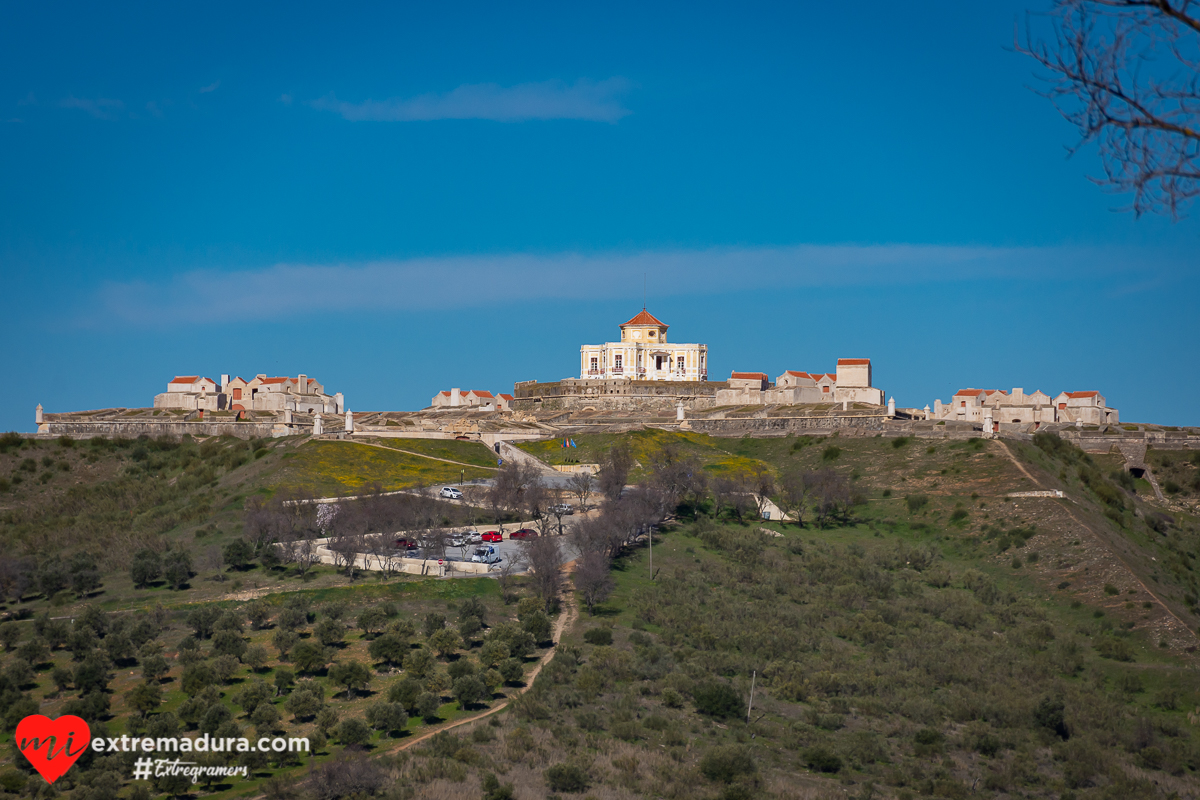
[272,441,492,495]
[3,425,1199,799]
[516,429,769,477]
[368,437,500,469]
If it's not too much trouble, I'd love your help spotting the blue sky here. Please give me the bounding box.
[1,1,1197,431]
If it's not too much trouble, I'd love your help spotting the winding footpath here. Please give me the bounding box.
[389,560,579,753]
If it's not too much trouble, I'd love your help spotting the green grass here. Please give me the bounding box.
[367,437,500,469]
[516,429,775,478]
[272,441,493,495]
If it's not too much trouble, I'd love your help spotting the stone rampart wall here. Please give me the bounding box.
[512,379,723,413]
[37,420,295,440]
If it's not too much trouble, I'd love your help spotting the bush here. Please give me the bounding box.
[1034,697,1069,739]
[821,446,842,462]
[803,746,842,773]
[699,745,756,783]
[693,682,743,719]
[544,763,589,793]
[583,628,612,646]
[905,494,929,514]
[1095,636,1134,662]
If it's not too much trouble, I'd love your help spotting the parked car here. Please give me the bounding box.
[481,531,503,543]
[439,487,463,500]
[464,531,482,544]
[470,545,502,564]
[510,528,538,539]
[394,537,418,551]
[550,503,575,516]
[449,534,466,548]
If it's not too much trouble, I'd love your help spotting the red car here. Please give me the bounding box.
[481,531,503,543]
[394,537,418,550]
[510,528,538,539]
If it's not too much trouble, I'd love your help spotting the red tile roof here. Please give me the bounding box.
[257,377,289,385]
[815,373,836,382]
[955,389,984,397]
[468,390,494,398]
[620,309,668,328]
[439,391,451,397]
[837,358,871,365]
[1067,391,1099,398]
[984,389,1008,396]
[171,376,200,384]
[784,370,813,378]
[499,394,514,400]
[730,371,768,381]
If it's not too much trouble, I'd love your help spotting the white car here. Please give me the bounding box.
[439,487,463,500]
[464,531,482,544]
[449,534,465,548]
[471,545,501,565]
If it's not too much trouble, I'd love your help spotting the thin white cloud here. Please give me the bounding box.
[59,96,124,119]
[92,243,1177,327]
[309,78,631,123]
[199,81,220,94]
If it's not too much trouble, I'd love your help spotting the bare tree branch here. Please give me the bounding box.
[1018,0,1200,216]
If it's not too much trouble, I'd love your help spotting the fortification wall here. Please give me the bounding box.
[512,379,723,413]
[36,420,299,440]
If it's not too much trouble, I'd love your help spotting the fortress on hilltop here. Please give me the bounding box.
[28,309,1138,443]
[511,309,889,414]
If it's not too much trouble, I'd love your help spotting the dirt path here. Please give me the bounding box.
[995,439,1197,645]
[996,439,1042,487]
[388,560,580,753]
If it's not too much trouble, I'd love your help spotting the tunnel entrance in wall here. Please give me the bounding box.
[1129,467,1146,479]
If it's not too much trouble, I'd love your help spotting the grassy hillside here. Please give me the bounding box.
[2,428,1199,799]
[368,438,501,470]
[269,441,493,496]
[516,429,770,477]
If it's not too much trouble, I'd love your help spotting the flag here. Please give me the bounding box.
[570,438,577,448]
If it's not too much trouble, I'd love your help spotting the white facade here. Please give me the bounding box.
[429,389,503,411]
[154,373,342,414]
[716,359,885,407]
[930,387,1118,426]
[579,309,709,382]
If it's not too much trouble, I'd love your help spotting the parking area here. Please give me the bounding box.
[434,531,581,574]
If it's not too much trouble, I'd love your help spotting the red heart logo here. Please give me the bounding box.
[15,715,91,784]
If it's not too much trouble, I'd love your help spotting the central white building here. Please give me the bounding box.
[579,309,709,382]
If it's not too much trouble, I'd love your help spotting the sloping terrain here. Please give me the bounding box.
[1,429,1199,799]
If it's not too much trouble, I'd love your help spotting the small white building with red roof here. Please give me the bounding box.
[429,388,506,411]
[715,358,884,407]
